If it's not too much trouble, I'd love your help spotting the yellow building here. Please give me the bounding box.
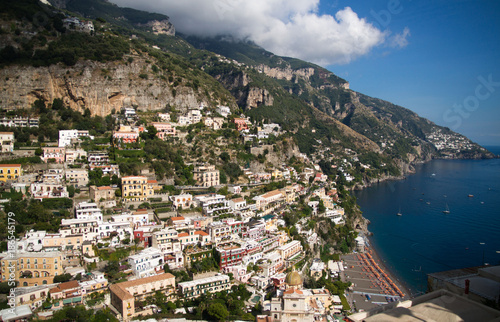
[109,273,176,321]
[121,176,154,202]
[0,252,64,287]
[0,164,22,182]
[272,169,283,180]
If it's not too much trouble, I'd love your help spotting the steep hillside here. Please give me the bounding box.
[0,0,494,186]
[183,36,493,161]
[0,0,236,115]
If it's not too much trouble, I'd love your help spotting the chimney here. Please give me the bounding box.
[464,279,470,294]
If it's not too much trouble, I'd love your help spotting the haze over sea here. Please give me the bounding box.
[354,146,500,296]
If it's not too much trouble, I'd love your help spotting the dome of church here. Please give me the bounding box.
[285,270,302,286]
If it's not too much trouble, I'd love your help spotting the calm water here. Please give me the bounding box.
[354,146,500,296]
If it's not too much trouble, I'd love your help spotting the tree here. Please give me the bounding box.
[143,126,158,140]
[53,273,72,283]
[207,303,229,321]
[219,152,230,163]
[67,185,75,198]
[166,301,176,312]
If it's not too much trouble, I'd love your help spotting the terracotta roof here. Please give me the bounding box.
[147,180,158,184]
[283,288,303,295]
[195,231,209,236]
[170,216,185,221]
[113,273,175,292]
[49,280,79,294]
[178,232,189,237]
[97,186,112,190]
[262,189,282,199]
[231,197,245,203]
[0,132,14,134]
[0,164,21,167]
[109,284,134,301]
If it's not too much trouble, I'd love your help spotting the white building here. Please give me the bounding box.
[65,148,87,163]
[127,247,164,278]
[228,197,246,211]
[178,274,230,299]
[170,194,193,209]
[75,202,103,222]
[58,130,94,147]
[98,221,133,239]
[30,183,69,199]
[158,113,171,122]
[0,132,14,153]
[261,251,284,278]
[216,105,231,118]
[278,240,303,261]
[188,109,202,124]
[152,229,181,255]
[194,194,229,216]
[111,210,153,228]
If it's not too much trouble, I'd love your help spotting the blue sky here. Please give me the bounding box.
[112,0,500,146]
[322,1,500,146]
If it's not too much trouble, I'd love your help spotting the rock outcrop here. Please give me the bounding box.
[245,87,274,109]
[141,19,175,36]
[0,58,206,116]
[256,64,315,82]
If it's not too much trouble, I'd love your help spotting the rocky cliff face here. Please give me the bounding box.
[256,64,315,82]
[0,58,207,116]
[140,19,175,36]
[245,88,274,109]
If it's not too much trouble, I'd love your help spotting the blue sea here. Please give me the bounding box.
[354,146,500,296]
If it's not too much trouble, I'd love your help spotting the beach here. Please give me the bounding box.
[341,246,411,313]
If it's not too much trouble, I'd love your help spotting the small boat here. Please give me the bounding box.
[442,203,450,214]
[397,207,402,216]
[426,202,431,205]
[468,194,474,197]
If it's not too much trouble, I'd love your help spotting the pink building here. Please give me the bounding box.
[113,131,139,143]
[233,118,248,131]
[151,122,176,140]
[42,147,66,163]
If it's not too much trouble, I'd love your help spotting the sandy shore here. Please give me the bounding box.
[341,246,412,313]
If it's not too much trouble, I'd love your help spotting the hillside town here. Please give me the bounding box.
[0,102,360,322]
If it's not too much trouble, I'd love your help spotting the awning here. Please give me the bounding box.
[63,298,72,305]
[72,297,82,303]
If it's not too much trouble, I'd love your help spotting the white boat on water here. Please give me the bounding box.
[442,203,450,214]
[397,207,402,216]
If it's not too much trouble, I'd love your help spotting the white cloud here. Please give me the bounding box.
[389,27,411,48]
[110,0,405,65]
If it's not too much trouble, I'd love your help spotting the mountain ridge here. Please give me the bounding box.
[0,0,494,188]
